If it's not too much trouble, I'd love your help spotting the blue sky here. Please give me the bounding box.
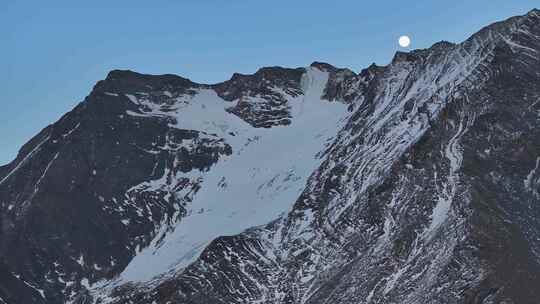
[1,0,538,165]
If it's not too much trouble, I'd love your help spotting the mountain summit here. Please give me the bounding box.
[1,9,540,304]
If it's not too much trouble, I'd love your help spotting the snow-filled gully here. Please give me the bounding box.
[88,67,350,298]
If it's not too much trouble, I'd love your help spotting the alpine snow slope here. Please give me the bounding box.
[1,8,540,304]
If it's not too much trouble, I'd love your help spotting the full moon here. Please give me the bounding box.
[399,35,411,47]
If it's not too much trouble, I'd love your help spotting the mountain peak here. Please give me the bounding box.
[105,69,142,79]
[94,69,197,96]
[390,51,421,64]
[527,8,540,16]
[310,61,338,72]
[104,69,193,83]
[429,40,455,50]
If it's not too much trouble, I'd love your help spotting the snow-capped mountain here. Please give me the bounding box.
[1,9,540,304]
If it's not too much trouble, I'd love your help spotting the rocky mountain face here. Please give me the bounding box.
[1,9,540,304]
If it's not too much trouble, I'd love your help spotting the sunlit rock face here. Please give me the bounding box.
[1,9,540,304]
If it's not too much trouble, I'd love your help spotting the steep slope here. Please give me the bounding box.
[79,8,540,304]
[1,8,540,304]
[0,71,230,304]
[106,65,351,284]
[0,61,353,304]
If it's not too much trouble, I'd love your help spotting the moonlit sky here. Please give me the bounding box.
[1,1,538,165]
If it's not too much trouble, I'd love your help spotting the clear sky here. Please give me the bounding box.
[1,0,538,165]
